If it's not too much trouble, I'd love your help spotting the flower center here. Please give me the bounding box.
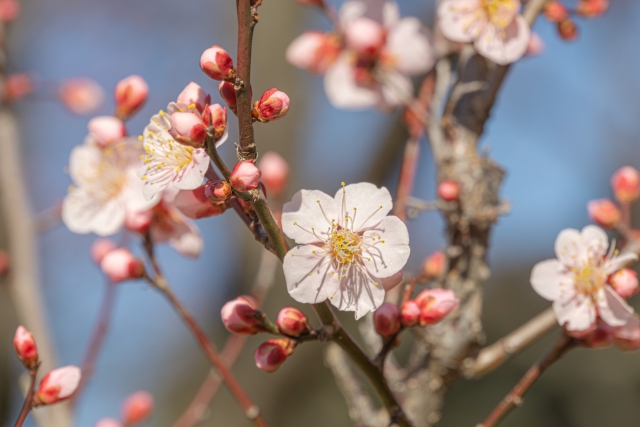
[480,0,517,28]
[329,228,362,264]
[574,264,605,296]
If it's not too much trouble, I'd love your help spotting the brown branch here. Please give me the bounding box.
[235,0,258,161]
[393,137,420,223]
[13,364,39,427]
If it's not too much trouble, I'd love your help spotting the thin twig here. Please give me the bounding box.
[235,0,258,161]
[393,137,420,223]
[13,364,39,427]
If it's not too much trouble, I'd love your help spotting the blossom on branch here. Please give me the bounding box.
[282,182,409,319]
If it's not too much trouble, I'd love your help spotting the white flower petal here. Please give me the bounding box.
[581,225,609,257]
[324,54,379,110]
[553,293,596,332]
[68,143,102,185]
[362,216,409,279]
[172,148,209,190]
[62,188,125,236]
[330,264,386,319]
[599,285,634,327]
[474,15,530,65]
[333,182,393,231]
[386,17,435,75]
[554,228,582,268]
[283,245,341,304]
[282,189,338,245]
[530,259,570,301]
[437,0,482,43]
[605,252,639,275]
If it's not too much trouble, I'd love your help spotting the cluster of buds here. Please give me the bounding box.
[93,243,144,283]
[254,338,296,373]
[544,0,608,42]
[252,88,290,123]
[588,166,640,229]
[580,315,640,351]
[221,296,265,334]
[93,390,154,427]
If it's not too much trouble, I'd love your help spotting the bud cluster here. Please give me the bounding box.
[587,166,640,229]
[543,0,608,42]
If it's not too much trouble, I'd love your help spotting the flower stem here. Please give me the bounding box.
[13,365,39,427]
[235,0,258,161]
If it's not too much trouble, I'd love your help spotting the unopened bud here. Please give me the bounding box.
[543,1,569,22]
[253,88,290,123]
[610,269,639,299]
[4,73,33,102]
[415,289,459,326]
[13,326,38,368]
[0,249,10,277]
[100,248,144,283]
[276,307,309,337]
[200,46,235,81]
[611,166,640,204]
[125,209,153,234]
[88,116,126,148]
[0,0,19,22]
[90,239,117,264]
[218,81,252,116]
[587,199,620,229]
[205,180,232,201]
[400,300,421,328]
[258,151,289,197]
[254,339,295,373]
[422,251,445,279]
[576,0,608,18]
[122,391,154,425]
[557,18,578,41]
[613,315,640,352]
[115,75,149,120]
[174,187,227,219]
[438,181,460,202]
[221,296,264,334]
[584,323,613,349]
[373,302,401,336]
[344,18,385,58]
[169,112,206,147]
[34,366,81,406]
[207,103,227,142]
[94,418,122,427]
[230,160,262,192]
[59,78,104,115]
[177,82,208,112]
[286,31,341,74]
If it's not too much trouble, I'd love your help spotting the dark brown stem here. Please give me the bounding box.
[235,0,257,161]
[374,331,402,370]
[480,333,576,427]
[13,365,39,427]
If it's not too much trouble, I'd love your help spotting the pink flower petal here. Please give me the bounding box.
[324,54,379,110]
[553,293,596,332]
[386,17,435,75]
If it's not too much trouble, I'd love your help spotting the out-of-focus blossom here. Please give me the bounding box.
[59,78,105,115]
[174,186,227,219]
[177,82,209,112]
[91,238,117,264]
[169,111,207,147]
[0,249,9,277]
[276,307,309,337]
[258,151,289,197]
[100,248,144,283]
[121,391,154,425]
[587,199,620,229]
[0,0,19,22]
[530,226,637,333]
[400,300,421,327]
[204,180,232,201]
[230,160,262,192]
[438,0,531,65]
[282,182,410,319]
[610,269,639,299]
[221,296,264,335]
[253,88,290,123]
[218,81,252,115]
[13,326,38,368]
[3,73,33,101]
[286,32,342,74]
[34,366,81,406]
[525,32,545,57]
[124,209,153,233]
[576,0,608,18]
[94,418,122,427]
[62,138,158,236]
[200,46,235,81]
[422,251,445,279]
[613,315,640,351]
[254,339,295,373]
[415,288,459,326]
[115,75,149,120]
[611,166,640,204]
[557,18,578,41]
[543,1,568,22]
[374,302,401,336]
[87,116,126,148]
[438,181,460,202]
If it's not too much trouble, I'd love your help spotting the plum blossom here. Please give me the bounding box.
[62,138,158,236]
[530,226,637,333]
[287,0,435,110]
[438,0,531,65]
[282,182,410,319]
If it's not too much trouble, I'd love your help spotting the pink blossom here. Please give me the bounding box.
[258,151,289,197]
[221,296,264,335]
[87,116,126,148]
[91,238,117,264]
[122,391,154,425]
[115,75,149,120]
[124,209,153,233]
[34,366,81,405]
[286,32,342,74]
[59,78,104,115]
[174,186,227,219]
[169,112,206,147]
[544,1,568,22]
[438,181,460,201]
[416,289,459,326]
[276,307,309,337]
[177,82,208,112]
[611,166,640,203]
[530,226,637,333]
[200,46,235,81]
[0,0,19,21]
[13,326,38,366]
[422,251,445,279]
[400,300,421,327]
[254,339,295,373]
[373,302,401,336]
[100,248,144,283]
[230,160,262,192]
[94,418,122,427]
[610,269,639,299]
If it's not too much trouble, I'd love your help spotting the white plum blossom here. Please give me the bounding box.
[62,138,158,236]
[530,226,637,334]
[282,182,410,319]
[438,0,531,65]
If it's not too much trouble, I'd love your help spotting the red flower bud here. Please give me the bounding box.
[543,1,569,22]
[373,302,401,336]
[34,366,81,405]
[100,248,144,283]
[221,296,263,334]
[205,180,232,201]
[611,166,640,204]
[415,289,459,326]
[91,238,117,264]
[253,88,290,123]
[58,78,104,115]
[576,0,608,18]
[254,339,295,373]
[177,82,208,113]
[610,269,639,299]
[230,160,262,192]
[114,75,148,120]
[400,300,421,328]
[200,46,235,81]
[557,18,578,41]
[422,251,444,279]
[121,391,154,425]
[13,326,38,368]
[276,307,309,337]
[438,181,460,202]
[88,116,126,148]
[587,199,621,229]
[174,187,227,219]
[169,112,206,147]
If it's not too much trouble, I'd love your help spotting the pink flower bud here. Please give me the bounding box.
[218,82,252,116]
[258,151,289,197]
[125,209,153,233]
[34,366,81,405]
[422,251,444,279]
[3,73,33,102]
[276,307,309,337]
[610,269,639,299]
[415,289,459,326]
[583,323,613,349]
[94,418,122,427]
[174,187,227,219]
[345,18,385,57]
[221,296,263,334]
[587,199,621,229]
[254,339,295,373]
[13,326,38,367]
[169,112,206,147]
[200,46,235,81]
[400,300,421,328]
[205,180,232,201]
[100,248,144,283]
[207,103,227,141]
[91,239,117,264]
[286,31,341,74]
[87,116,126,148]
[613,315,640,351]
[611,166,640,204]
[177,82,208,112]
[59,78,104,115]
[0,249,10,277]
[438,181,460,202]
[253,88,290,123]
[576,0,608,18]
[121,391,154,425]
[544,1,569,22]
[230,160,262,192]
[525,32,545,57]
[115,75,149,120]
[373,302,401,336]
[557,18,578,41]
[0,0,19,22]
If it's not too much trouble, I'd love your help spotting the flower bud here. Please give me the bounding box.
[230,160,262,192]
[94,418,122,427]
[3,73,33,102]
[91,239,117,264]
[286,31,341,74]
[59,78,104,115]
[0,249,10,277]
[373,302,401,336]
[258,151,289,197]
[610,269,639,299]
[253,88,290,123]
[543,1,569,22]
[613,315,640,351]
[557,18,578,41]
[200,46,235,81]
[207,103,227,141]
[587,199,620,229]
[611,166,640,204]
[576,0,608,18]
[100,248,144,283]
[205,180,232,201]
[174,187,227,219]
[13,326,38,368]
[169,112,206,147]
[0,0,19,22]
[438,181,460,202]
[221,296,263,334]
[415,289,459,326]
[34,366,81,406]
[400,300,421,328]
[422,251,444,279]
[177,82,208,112]
[584,323,613,349]
[88,116,126,148]
[276,307,309,337]
[525,32,545,57]
[125,209,153,234]
[565,321,597,339]
[345,18,385,58]
[254,339,295,373]
[115,75,149,120]
[218,82,252,116]
[122,391,154,425]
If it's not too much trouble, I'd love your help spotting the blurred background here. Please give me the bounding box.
[1,0,640,426]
